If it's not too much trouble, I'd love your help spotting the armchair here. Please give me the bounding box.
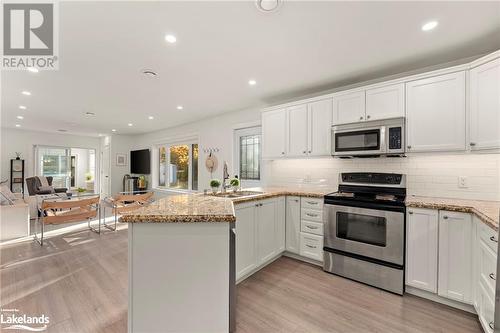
[26,176,68,195]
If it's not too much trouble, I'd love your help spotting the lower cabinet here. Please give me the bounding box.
[235,197,285,281]
[299,233,323,261]
[285,196,301,254]
[406,208,438,292]
[438,211,473,303]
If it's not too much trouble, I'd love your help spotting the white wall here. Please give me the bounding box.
[112,107,261,196]
[108,134,135,194]
[0,128,100,192]
[265,153,500,201]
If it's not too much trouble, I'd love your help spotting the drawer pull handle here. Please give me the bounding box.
[443,215,448,219]
[306,244,317,249]
[306,213,318,217]
[489,322,494,330]
[307,201,318,205]
[490,236,498,243]
[489,273,496,281]
[408,211,413,215]
[306,225,318,229]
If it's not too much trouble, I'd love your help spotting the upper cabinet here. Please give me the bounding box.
[365,83,405,121]
[287,104,309,157]
[262,108,287,159]
[469,58,500,150]
[406,71,466,152]
[263,99,333,159]
[333,90,365,124]
[308,99,333,156]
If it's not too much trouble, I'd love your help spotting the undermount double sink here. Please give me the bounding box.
[212,190,263,198]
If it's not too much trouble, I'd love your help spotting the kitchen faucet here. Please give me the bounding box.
[222,161,230,193]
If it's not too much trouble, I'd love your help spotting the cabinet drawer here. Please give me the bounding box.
[301,209,323,223]
[299,233,323,262]
[479,239,497,295]
[478,282,495,333]
[479,222,498,254]
[301,197,323,210]
[301,220,323,236]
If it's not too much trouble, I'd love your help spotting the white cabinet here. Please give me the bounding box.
[235,198,285,281]
[406,71,466,152]
[406,208,438,293]
[469,58,500,150]
[262,108,286,159]
[235,203,258,280]
[287,104,309,157]
[256,200,279,264]
[438,211,473,303]
[285,196,301,254]
[333,90,365,124]
[365,83,405,121]
[308,99,333,156]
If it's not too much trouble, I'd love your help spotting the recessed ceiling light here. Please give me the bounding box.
[19,105,27,110]
[16,115,24,120]
[112,129,117,132]
[98,133,103,137]
[176,105,183,110]
[15,124,21,127]
[27,67,39,73]
[128,123,133,127]
[85,111,96,116]
[422,20,438,31]
[141,69,158,78]
[255,0,282,13]
[148,116,154,120]
[22,91,31,96]
[248,79,257,86]
[165,34,177,43]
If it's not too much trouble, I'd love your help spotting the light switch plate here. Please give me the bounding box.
[458,176,468,188]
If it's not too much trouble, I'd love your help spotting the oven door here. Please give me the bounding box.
[324,204,404,265]
[332,126,386,156]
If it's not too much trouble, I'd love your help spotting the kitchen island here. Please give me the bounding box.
[120,195,235,333]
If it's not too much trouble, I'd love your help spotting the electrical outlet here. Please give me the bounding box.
[458,176,468,188]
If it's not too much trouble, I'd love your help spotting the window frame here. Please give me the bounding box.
[154,139,199,193]
[233,126,262,188]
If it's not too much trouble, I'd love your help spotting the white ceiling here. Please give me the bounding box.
[2,1,500,136]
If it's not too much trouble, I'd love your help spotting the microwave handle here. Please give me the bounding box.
[380,126,387,153]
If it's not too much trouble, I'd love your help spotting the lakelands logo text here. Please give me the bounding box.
[1,308,49,331]
[2,2,59,70]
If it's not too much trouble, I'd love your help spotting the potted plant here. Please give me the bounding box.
[85,172,94,191]
[210,179,221,194]
[230,178,240,192]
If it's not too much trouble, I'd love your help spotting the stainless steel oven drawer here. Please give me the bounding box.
[323,251,404,295]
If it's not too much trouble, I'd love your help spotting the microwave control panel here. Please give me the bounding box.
[388,127,402,150]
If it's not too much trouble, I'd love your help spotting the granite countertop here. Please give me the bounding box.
[406,196,500,231]
[230,186,334,204]
[119,194,236,223]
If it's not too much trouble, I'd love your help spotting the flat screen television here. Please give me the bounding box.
[130,149,151,174]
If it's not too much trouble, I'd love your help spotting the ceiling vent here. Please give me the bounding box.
[255,0,282,13]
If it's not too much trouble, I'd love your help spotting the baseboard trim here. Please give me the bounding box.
[283,251,323,267]
[405,286,476,314]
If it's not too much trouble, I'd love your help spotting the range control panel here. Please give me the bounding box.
[341,172,403,185]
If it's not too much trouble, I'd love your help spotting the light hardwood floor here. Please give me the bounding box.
[0,227,481,333]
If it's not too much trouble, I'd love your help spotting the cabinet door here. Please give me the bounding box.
[235,204,257,280]
[308,98,333,156]
[262,109,287,158]
[287,104,309,157]
[333,90,365,125]
[365,83,404,121]
[406,72,466,152]
[470,58,500,150]
[285,196,301,254]
[438,211,473,303]
[406,208,438,293]
[256,200,278,264]
[276,197,286,253]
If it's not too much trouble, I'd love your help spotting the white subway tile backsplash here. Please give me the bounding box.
[265,154,500,201]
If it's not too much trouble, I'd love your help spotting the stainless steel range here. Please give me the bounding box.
[323,172,406,295]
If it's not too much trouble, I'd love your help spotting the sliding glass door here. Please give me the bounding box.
[35,146,72,189]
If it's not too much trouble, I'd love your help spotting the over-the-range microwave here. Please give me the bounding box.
[331,117,405,158]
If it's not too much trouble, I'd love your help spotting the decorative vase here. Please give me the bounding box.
[211,187,219,194]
